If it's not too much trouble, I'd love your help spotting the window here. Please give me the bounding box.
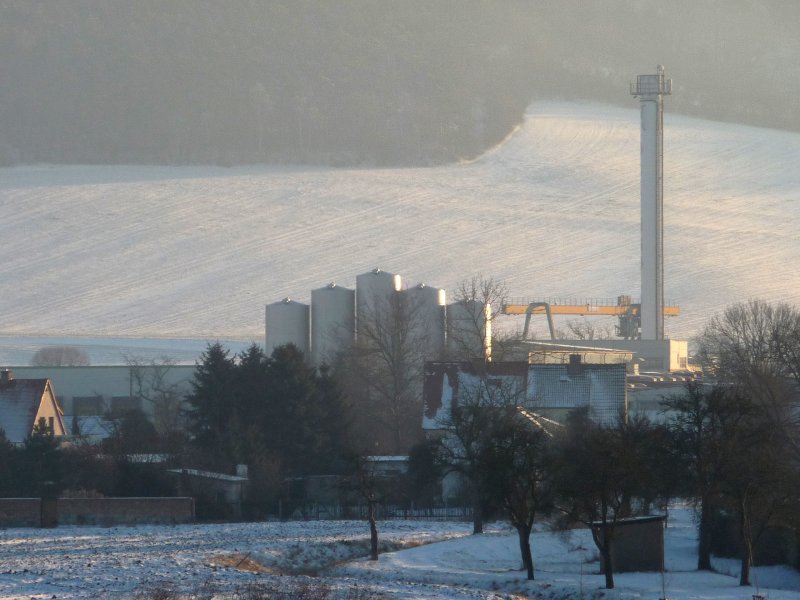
[110,396,142,415]
[73,396,105,416]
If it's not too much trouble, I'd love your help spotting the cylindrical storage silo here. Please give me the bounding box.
[404,283,446,359]
[446,300,492,361]
[311,283,355,366]
[356,268,402,337]
[265,298,310,358]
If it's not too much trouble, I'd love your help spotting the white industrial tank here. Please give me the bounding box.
[446,300,491,360]
[265,298,310,358]
[404,283,446,359]
[356,268,402,335]
[311,283,355,366]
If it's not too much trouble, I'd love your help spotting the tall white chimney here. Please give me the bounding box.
[631,65,671,340]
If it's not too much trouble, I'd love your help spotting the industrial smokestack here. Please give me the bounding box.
[631,65,671,340]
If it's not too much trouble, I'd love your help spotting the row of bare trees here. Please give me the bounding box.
[426,299,800,589]
[686,300,800,586]
[429,365,672,589]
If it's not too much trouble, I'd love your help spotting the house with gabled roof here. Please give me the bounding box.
[0,369,67,443]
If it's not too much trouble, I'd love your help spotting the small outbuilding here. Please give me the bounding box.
[593,515,666,573]
[168,466,249,520]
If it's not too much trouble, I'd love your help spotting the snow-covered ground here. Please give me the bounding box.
[1,101,798,362]
[1,507,798,599]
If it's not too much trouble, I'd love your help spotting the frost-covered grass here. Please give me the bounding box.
[1,507,799,599]
[0,101,798,352]
[0,519,470,599]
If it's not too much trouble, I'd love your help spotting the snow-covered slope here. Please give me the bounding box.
[1,102,798,342]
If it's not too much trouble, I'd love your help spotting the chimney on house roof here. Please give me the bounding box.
[0,368,13,383]
[567,354,584,377]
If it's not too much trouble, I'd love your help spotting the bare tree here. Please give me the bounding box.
[664,379,799,585]
[697,300,800,452]
[125,355,184,435]
[447,275,509,361]
[559,318,613,341]
[351,455,382,561]
[431,362,527,534]
[30,346,90,367]
[717,393,795,587]
[481,405,557,579]
[661,382,724,571]
[552,410,656,590]
[697,300,800,386]
[340,290,430,453]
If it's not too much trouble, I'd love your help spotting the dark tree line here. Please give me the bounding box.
[186,342,352,505]
[0,1,532,167]
[1,2,798,168]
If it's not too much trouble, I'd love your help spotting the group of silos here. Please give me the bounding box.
[265,268,490,366]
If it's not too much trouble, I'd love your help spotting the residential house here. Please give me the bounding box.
[0,369,66,443]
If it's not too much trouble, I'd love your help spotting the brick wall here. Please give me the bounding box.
[0,498,40,527]
[0,497,194,527]
[58,498,194,526]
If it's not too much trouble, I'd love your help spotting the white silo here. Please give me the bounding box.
[446,300,492,361]
[311,283,356,366]
[404,283,446,359]
[356,268,402,335]
[265,298,310,357]
[631,65,671,340]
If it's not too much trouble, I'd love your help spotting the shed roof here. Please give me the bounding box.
[167,468,248,482]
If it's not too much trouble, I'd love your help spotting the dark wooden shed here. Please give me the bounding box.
[594,515,666,573]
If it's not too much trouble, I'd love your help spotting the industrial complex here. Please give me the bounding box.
[265,67,688,381]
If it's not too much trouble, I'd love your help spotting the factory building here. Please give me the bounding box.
[422,350,628,431]
[506,339,687,373]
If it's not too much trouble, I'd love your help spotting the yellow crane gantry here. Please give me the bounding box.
[502,295,680,340]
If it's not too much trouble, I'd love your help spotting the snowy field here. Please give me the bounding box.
[1,507,799,599]
[1,101,799,361]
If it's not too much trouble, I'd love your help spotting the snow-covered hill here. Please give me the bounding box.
[1,102,798,345]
